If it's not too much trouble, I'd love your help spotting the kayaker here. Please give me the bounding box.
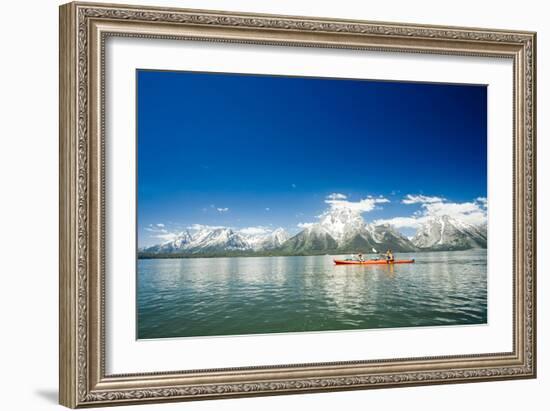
[385,249,394,263]
[357,253,364,262]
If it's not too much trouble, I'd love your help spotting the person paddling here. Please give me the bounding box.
[385,249,394,263]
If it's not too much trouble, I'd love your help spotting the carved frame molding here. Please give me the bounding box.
[59,2,536,408]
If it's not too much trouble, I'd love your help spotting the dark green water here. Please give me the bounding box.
[137,250,487,339]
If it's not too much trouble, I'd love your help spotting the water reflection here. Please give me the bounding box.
[137,250,487,339]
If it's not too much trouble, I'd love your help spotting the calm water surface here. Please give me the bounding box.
[137,250,487,339]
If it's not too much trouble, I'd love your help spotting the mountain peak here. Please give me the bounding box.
[318,207,365,242]
[412,214,487,250]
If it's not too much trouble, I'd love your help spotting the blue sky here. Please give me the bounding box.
[137,70,487,246]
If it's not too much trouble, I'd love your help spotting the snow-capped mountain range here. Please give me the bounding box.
[141,208,487,256]
[411,215,487,250]
[143,227,290,255]
[279,207,417,253]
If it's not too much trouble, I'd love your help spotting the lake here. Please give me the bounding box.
[137,249,487,339]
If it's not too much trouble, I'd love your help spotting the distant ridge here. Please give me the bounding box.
[140,207,487,258]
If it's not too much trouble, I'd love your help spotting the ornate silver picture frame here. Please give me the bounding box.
[59,2,536,408]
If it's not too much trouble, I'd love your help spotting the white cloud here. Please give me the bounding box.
[423,201,486,226]
[324,194,389,213]
[154,232,181,242]
[378,195,487,229]
[402,194,446,204]
[326,193,347,201]
[424,201,479,216]
[216,207,229,212]
[145,225,168,234]
[297,222,315,229]
[144,224,185,243]
[239,226,271,236]
[374,216,428,229]
[476,197,488,208]
[187,224,225,231]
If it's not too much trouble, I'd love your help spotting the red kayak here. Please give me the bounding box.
[333,259,415,265]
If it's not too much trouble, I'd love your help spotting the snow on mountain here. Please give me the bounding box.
[258,228,290,250]
[318,207,364,243]
[144,230,192,253]
[185,227,250,252]
[364,223,417,252]
[279,224,338,253]
[239,227,290,250]
[143,226,290,254]
[282,208,417,253]
[142,210,487,256]
[412,215,487,250]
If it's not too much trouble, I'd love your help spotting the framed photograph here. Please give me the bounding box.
[59,2,536,408]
